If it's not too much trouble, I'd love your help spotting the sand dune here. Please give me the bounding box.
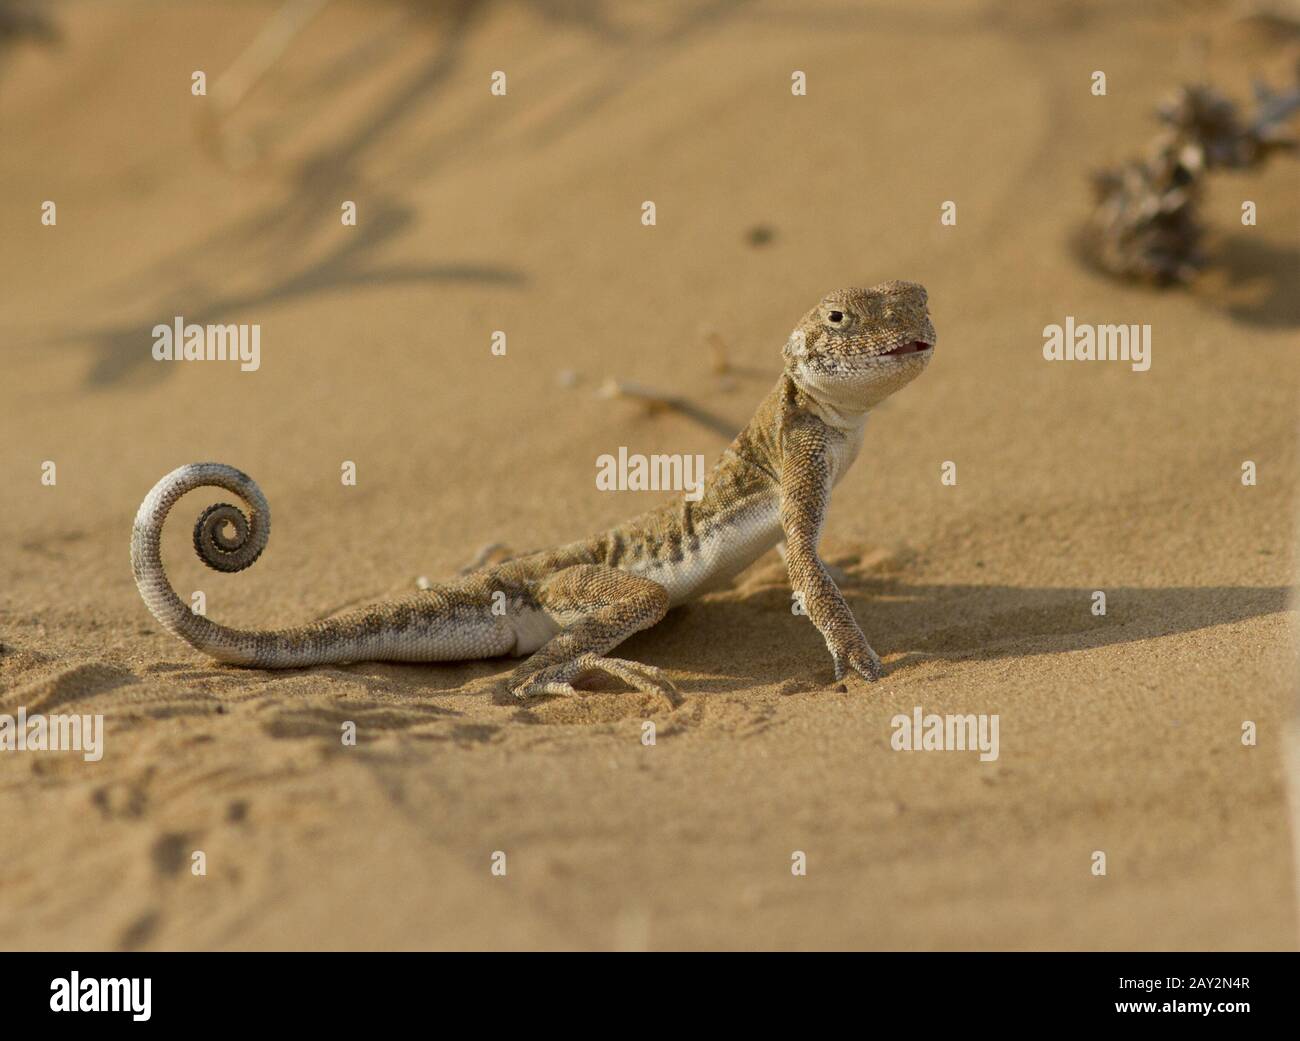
[0,0,1297,949]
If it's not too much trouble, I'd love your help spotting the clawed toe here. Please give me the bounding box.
[830,646,884,684]
[510,656,680,706]
[581,656,682,706]
[510,677,577,700]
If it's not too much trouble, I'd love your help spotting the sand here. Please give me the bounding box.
[1,0,1297,950]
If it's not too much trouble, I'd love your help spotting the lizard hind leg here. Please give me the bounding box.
[507,564,679,706]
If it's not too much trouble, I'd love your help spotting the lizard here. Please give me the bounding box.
[131,280,936,700]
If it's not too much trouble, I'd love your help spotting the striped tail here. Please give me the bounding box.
[131,463,511,668]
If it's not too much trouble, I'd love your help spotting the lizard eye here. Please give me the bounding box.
[827,310,845,325]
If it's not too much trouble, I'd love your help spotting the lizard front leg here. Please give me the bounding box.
[506,564,679,704]
[780,420,884,684]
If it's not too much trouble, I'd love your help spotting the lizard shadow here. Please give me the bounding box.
[208,578,1291,736]
[635,578,1294,691]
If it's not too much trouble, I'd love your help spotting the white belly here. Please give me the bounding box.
[629,496,784,607]
[509,603,563,656]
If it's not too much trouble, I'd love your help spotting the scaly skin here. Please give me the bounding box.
[131,281,936,700]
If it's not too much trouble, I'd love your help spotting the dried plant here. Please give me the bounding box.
[1082,65,1300,285]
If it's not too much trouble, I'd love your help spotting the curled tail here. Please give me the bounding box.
[131,463,511,668]
[131,463,292,666]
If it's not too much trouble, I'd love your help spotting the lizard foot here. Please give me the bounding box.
[511,654,681,706]
[830,642,884,684]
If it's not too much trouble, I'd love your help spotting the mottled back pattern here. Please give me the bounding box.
[131,283,937,699]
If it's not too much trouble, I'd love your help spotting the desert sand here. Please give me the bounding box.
[1,0,1297,950]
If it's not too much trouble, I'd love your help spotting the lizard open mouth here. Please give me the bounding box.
[882,340,932,357]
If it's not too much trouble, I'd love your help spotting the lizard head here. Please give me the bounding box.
[782,281,935,410]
